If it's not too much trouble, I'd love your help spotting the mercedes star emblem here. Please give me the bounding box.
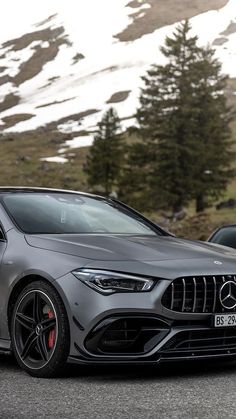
[219,281,236,310]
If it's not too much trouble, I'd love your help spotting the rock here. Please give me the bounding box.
[216,198,236,210]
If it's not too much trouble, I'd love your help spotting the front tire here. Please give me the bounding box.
[10,280,70,378]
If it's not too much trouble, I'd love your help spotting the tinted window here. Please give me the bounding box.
[3,193,159,236]
[0,225,4,240]
[210,227,236,249]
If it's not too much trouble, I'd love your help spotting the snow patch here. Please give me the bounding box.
[0,41,42,78]
[65,135,94,149]
[40,156,68,163]
[0,0,235,135]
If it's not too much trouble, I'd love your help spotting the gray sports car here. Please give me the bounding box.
[1,187,236,377]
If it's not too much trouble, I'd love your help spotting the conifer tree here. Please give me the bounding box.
[85,108,124,195]
[118,142,151,210]
[189,47,234,212]
[136,20,233,213]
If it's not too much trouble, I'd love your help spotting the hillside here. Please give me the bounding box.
[0,1,235,143]
[0,0,236,239]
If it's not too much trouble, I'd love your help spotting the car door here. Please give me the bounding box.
[0,222,7,339]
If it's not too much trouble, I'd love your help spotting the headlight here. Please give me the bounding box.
[72,269,155,294]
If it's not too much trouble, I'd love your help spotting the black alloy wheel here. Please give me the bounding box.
[11,281,70,378]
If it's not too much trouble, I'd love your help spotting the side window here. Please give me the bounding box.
[0,224,5,240]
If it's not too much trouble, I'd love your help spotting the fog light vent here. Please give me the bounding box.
[85,316,170,355]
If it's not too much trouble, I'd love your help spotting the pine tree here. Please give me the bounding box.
[118,142,151,210]
[136,20,234,213]
[85,108,124,195]
[189,47,234,212]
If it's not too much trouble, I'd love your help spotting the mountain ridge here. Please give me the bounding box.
[0,0,235,164]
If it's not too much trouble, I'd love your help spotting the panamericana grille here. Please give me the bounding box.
[162,275,236,313]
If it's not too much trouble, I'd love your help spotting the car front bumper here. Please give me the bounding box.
[55,273,236,365]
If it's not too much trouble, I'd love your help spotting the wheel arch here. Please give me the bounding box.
[7,274,62,327]
[8,273,71,377]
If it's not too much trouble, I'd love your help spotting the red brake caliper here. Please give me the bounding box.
[48,310,56,349]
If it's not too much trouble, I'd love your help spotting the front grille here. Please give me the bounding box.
[85,317,170,355]
[162,275,236,313]
[162,329,236,353]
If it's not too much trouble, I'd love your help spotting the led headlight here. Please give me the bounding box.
[73,269,155,294]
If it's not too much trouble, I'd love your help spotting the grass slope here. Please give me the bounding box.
[0,129,89,191]
[0,79,236,241]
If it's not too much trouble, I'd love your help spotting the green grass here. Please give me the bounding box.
[1,126,236,241]
[155,208,236,241]
[0,129,89,190]
[1,78,236,240]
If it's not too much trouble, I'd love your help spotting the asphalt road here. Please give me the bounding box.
[1,355,236,419]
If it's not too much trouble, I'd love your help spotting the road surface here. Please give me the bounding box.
[0,355,236,418]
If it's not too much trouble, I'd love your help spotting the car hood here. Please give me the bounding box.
[25,233,236,262]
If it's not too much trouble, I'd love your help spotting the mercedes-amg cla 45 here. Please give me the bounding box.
[1,187,236,377]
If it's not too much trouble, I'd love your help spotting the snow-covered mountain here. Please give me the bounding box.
[0,0,235,157]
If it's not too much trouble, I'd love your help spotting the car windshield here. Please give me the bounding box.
[2,192,160,235]
[210,226,236,250]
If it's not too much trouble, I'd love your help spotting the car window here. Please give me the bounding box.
[210,227,236,249]
[2,193,159,236]
[0,225,5,240]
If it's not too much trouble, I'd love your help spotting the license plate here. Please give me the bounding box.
[214,314,236,327]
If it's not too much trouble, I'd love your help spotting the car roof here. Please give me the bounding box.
[0,186,103,199]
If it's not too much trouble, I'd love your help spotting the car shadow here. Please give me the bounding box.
[65,359,236,382]
[1,353,236,381]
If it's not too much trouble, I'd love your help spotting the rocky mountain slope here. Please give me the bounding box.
[0,0,235,163]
